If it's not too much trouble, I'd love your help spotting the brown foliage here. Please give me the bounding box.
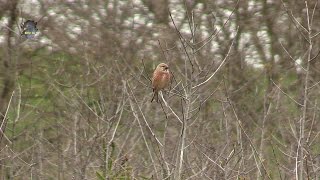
[0,0,320,179]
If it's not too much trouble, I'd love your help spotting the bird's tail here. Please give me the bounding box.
[151,90,159,103]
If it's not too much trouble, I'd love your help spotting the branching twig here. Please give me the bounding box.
[271,79,304,107]
[192,27,239,89]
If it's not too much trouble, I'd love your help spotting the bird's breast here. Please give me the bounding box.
[152,71,170,90]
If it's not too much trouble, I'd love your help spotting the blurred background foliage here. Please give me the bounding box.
[0,0,320,179]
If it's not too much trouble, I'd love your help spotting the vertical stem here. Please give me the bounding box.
[258,101,271,179]
[72,112,79,178]
[177,97,188,180]
[177,119,185,179]
[299,1,311,179]
[127,83,159,179]
[37,130,43,179]
[0,0,18,146]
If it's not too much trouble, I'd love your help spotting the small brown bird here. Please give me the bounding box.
[151,63,171,102]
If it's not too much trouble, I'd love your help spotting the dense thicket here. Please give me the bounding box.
[0,0,320,179]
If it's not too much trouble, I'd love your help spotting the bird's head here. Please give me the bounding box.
[157,63,169,72]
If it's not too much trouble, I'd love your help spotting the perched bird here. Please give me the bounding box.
[151,63,171,102]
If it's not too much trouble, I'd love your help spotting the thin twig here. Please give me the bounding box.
[194,0,240,53]
[192,27,239,89]
[279,41,307,71]
[0,91,14,145]
[271,79,304,107]
[169,9,194,73]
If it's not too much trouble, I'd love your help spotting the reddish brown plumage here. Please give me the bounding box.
[151,63,171,102]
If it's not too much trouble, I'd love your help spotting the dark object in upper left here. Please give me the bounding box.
[21,20,38,39]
